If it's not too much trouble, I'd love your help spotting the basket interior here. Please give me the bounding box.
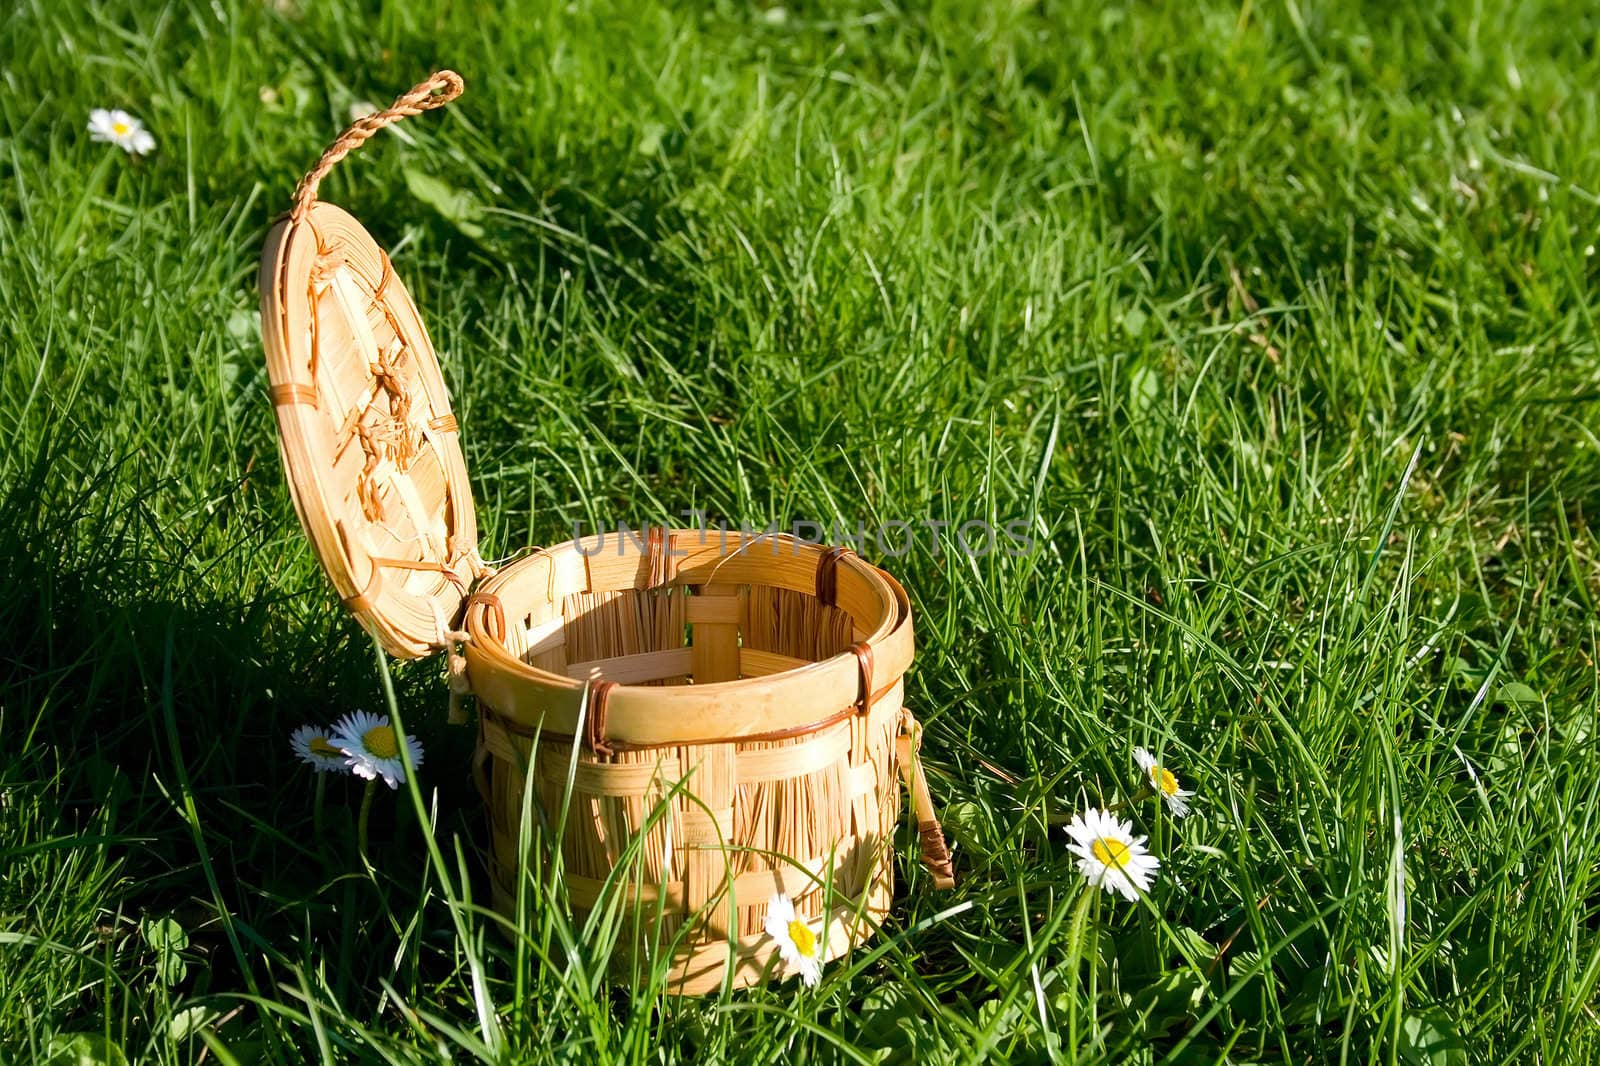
[498,585,855,685]
[480,532,898,689]
[473,531,902,688]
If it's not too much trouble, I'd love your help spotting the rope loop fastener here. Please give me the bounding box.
[291,70,464,222]
[584,680,618,758]
[466,590,507,644]
[815,545,854,608]
[425,569,480,726]
[425,552,497,725]
[897,707,956,889]
[850,641,875,715]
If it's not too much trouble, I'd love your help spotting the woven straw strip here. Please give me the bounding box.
[479,699,860,752]
[685,595,740,624]
[682,742,737,941]
[738,648,809,676]
[559,838,860,909]
[533,748,682,796]
[478,716,521,765]
[736,727,851,784]
[341,563,381,613]
[366,249,392,299]
[680,807,735,846]
[564,648,694,684]
[386,468,441,546]
[521,615,565,660]
[270,382,319,406]
[483,722,852,796]
[369,554,469,595]
[329,271,408,521]
[686,585,738,683]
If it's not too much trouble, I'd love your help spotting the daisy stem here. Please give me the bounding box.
[356,779,377,864]
[313,773,327,845]
[1102,786,1153,814]
[1088,888,1103,1047]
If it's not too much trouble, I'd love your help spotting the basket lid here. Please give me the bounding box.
[259,72,479,659]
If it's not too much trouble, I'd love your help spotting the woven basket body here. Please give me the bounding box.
[464,532,913,992]
[258,72,950,996]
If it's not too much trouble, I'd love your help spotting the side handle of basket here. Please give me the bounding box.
[897,708,956,889]
[290,69,465,221]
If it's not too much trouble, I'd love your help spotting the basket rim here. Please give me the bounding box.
[461,530,916,747]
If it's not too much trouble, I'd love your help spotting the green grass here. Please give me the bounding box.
[4,0,1600,1061]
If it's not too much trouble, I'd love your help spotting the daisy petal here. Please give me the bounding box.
[1062,806,1160,901]
[332,711,423,790]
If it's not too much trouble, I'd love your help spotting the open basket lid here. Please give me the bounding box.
[259,72,480,659]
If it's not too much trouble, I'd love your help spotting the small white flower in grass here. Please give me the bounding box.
[331,711,423,790]
[88,109,155,155]
[764,893,822,987]
[1065,807,1159,901]
[1134,747,1195,817]
[289,724,349,773]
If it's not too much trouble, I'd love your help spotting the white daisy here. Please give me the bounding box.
[1064,807,1160,901]
[87,109,155,155]
[1134,747,1195,817]
[330,711,423,790]
[289,723,349,773]
[764,893,823,987]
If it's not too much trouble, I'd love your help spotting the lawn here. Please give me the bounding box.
[4,0,1600,1061]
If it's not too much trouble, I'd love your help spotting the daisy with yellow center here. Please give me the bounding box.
[331,711,424,790]
[1134,747,1195,817]
[87,108,155,155]
[764,893,823,987]
[1064,807,1160,901]
[289,724,350,773]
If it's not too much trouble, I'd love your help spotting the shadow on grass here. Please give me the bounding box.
[0,432,490,1046]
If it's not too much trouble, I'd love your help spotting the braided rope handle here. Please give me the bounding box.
[291,69,464,220]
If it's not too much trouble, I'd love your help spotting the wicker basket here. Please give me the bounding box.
[258,72,953,994]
